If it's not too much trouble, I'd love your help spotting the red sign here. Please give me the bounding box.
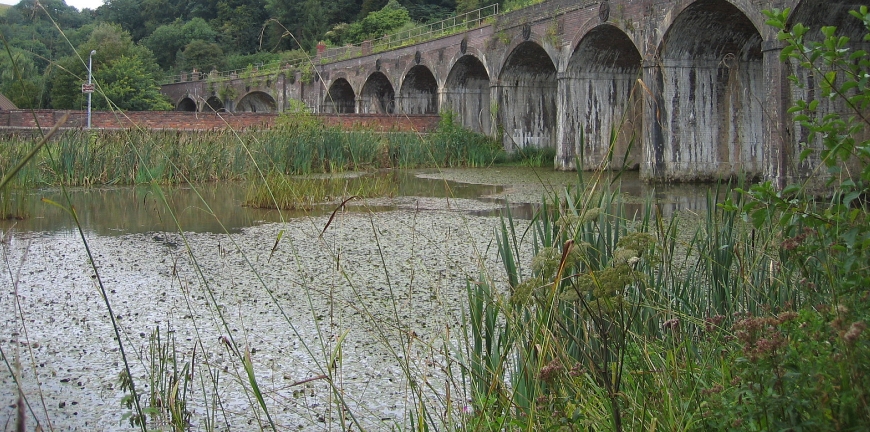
[81,83,95,93]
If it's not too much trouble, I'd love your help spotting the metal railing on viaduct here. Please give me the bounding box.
[159,0,868,185]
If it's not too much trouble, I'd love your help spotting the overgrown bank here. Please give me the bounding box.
[457,7,870,430]
[0,113,522,189]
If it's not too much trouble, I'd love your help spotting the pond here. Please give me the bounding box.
[0,168,720,431]
[0,168,716,235]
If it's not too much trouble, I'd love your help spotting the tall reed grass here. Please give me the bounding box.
[0,114,507,189]
[456,170,813,430]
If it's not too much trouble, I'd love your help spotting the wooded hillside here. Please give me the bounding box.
[0,0,515,110]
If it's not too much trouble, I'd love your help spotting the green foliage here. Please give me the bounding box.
[0,46,44,108]
[94,55,173,110]
[748,7,870,312]
[3,0,470,95]
[0,119,506,188]
[177,40,225,72]
[97,0,149,40]
[142,18,218,70]
[335,0,412,45]
[47,23,169,110]
[502,0,544,13]
[701,308,870,430]
[708,7,870,428]
[224,52,279,71]
[244,171,398,210]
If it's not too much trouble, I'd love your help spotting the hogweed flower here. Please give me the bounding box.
[510,279,537,305]
[612,248,639,265]
[531,242,587,280]
[532,247,562,279]
[616,232,655,256]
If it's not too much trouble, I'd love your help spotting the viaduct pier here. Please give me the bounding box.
[159,0,870,184]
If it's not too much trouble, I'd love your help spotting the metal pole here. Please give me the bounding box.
[87,50,95,129]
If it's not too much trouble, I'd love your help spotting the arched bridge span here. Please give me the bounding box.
[160,0,869,184]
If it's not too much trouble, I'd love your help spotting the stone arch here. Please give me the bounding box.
[655,0,767,50]
[785,0,870,174]
[559,24,642,171]
[653,0,764,180]
[360,72,395,114]
[398,65,438,114]
[500,30,561,72]
[498,40,558,151]
[444,55,491,134]
[204,96,224,112]
[236,91,277,113]
[323,78,356,113]
[443,45,492,85]
[176,97,196,112]
[567,17,643,71]
[787,0,869,36]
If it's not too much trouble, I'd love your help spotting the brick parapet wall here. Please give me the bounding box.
[494,0,596,31]
[0,110,440,132]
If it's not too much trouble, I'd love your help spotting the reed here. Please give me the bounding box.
[0,188,27,220]
[0,118,505,188]
[243,171,398,210]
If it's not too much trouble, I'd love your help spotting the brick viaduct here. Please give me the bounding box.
[160,0,870,183]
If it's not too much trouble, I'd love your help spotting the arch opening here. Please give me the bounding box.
[176,97,196,112]
[236,91,277,113]
[657,0,764,180]
[323,78,356,114]
[399,66,438,114]
[204,96,224,112]
[499,41,557,151]
[561,25,642,171]
[444,55,491,134]
[360,72,395,114]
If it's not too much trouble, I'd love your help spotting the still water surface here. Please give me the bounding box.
[1,168,720,234]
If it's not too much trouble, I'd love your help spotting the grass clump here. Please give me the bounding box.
[0,189,27,220]
[244,171,398,210]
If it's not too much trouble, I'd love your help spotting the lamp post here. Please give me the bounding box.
[87,50,96,129]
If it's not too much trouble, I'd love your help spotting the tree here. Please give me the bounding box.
[96,0,147,41]
[94,55,172,110]
[299,0,328,50]
[177,39,224,72]
[49,23,169,110]
[213,0,267,54]
[142,17,218,69]
[0,48,45,108]
[141,20,186,69]
[343,0,410,44]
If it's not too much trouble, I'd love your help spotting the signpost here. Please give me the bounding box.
[87,50,96,129]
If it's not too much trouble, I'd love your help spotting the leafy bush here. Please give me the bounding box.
[711,7,870,428]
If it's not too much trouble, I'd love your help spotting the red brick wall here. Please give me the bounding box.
[0,110,441,132]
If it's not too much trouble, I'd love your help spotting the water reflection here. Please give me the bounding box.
[0,169,725,235]
[467,170,728,219]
